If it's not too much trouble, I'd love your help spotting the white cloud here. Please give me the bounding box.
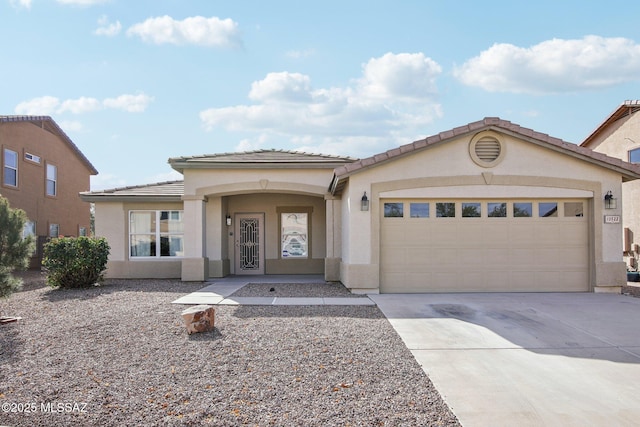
[103,93,154,112]
[126,15,242,48]
[249,72,313,103]
[59,97,102,114]
[15,93,154,115]
[200,52,443,158]
[358,52,442,100]
[15,96,60,115]
[454,35,640,94]
[95,15,121,37]
[9,0,31,9]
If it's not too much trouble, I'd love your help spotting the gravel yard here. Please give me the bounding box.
[0,273,459,426]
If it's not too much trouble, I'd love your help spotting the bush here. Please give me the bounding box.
[43,237,110,289]
[0,196,35,298]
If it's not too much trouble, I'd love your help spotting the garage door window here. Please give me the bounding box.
[564,202,584,217]
[488,202,507,217]
[410,203,429,218]
[539,202,558,217]
[384,203,404,217]
[436,202,455,217]
[513,202,532,217]
[462,203,481,217]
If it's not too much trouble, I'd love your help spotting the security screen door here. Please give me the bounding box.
[234,213,265,275]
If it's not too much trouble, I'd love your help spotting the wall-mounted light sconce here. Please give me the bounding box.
[361,192,369,211]
[604,191,617,209]
[226,214,232,226]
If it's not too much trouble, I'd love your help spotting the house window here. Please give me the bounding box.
[629,147,640,163]
[49,224,59,237]
[79,227,87,237]
[23,221,36,239]
[384,203,404,218]
[46,163,57,196]
[3,148,18,187]
[281,213,308,258]
[25,152,41,164]
[129,210,184,258]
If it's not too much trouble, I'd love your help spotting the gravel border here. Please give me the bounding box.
[230,282,368,298]
[0,273,460,426]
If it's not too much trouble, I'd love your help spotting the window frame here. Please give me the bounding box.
[3,148,18,187]
[129,210,184,259]
[629,147,640,164]
[277,206,313,260]
[46,163,57,197]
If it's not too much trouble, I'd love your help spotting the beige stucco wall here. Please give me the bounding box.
[179,167,336,279]
[340,130,625,292]
[582,111,640,271]
[94,201,184,279]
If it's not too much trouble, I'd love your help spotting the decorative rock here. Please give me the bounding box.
[181,305,215,335]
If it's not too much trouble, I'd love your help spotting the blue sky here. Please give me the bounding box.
[2,0,640,190]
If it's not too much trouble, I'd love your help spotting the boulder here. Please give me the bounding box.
[181,305,215,335]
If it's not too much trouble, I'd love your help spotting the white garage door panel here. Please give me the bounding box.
[380,200,589,293]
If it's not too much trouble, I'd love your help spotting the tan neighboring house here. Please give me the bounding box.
[580,100,640,271]
[82,117,640,293]
[1,116,98,267]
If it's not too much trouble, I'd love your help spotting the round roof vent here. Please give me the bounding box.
[469,132,505,167]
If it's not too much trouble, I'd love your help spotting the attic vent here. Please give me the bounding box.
[469,132,505,168]
[475,137,501,161]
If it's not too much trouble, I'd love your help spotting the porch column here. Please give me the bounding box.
[181,195,209,281]
[324,195,342,281]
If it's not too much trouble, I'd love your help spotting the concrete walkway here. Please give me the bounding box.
[369,292,640,427]
[171,275,375,306]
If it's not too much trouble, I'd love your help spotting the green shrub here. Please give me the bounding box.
[0,196,35,299]
[43,237,110,289]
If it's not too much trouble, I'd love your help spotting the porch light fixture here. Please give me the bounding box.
[226,214,232,226]
[604,191,617,209]
[361,192,369,211]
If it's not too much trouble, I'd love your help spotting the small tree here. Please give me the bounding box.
[0,196,35,298]
[43,236,110,288]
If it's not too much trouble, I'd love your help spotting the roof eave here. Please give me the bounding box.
[80,194,183,203]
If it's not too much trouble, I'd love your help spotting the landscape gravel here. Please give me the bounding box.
[0,273,460,426]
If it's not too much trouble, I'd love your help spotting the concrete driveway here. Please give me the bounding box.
[369,292,640,427]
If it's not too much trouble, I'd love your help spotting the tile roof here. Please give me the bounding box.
[0,115,98,175]
[580,100,640,148]
[169,149,357,172]
[80,180,184,202]
[330,117,640,194]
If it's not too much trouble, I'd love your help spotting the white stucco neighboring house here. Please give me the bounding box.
[580,100,640,272]
[81,117,640,293]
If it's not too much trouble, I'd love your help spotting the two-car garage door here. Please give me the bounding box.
[380,199,589,293]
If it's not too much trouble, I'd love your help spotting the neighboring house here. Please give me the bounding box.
[580,100,640,271]
[1,116,98,268]
[82,117,640,293]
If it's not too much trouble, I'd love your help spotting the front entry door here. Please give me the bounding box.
[234,213,265,275]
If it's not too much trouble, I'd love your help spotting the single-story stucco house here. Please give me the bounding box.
[81,117,640,293]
